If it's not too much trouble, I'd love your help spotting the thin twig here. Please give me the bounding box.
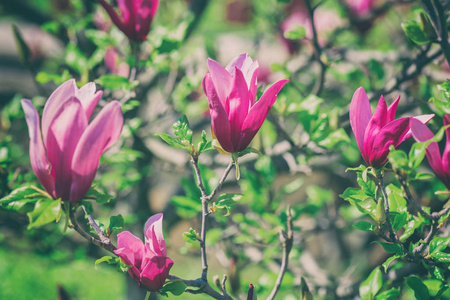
[267,207,294,300]
[184,156,235,299]
[395,170,433,219]
[69,206,117,253]
[376,172,399,243]
[81,205,112,245]
[305,0,327,96]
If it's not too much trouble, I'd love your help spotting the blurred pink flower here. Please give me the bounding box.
[346,0,376,17]
[202,53,288,153]
[411,115,450,189]
[105,47,130,77]
[280,1,342,53]
[21,79,123,202]
[98,0,159,42]
[115,213,174,291]
[350,87,433,168]
[94,9,112,32]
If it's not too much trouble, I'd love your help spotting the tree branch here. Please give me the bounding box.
[267,207,294,300]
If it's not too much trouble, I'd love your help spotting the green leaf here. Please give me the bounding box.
[183,228,199,243]
[318,128,350,149]
[374,288,400,300]
[429,236,450,254]
[95,255,115,268]
[0,186,48,206]
[35,70,71,85]
[85,188,112,204]
[95,255,130,272]
[27,198,62,229]
[173,115,193,144]
[340,187,371,202]
[359,268,383,300]
[197,130,213,154]
[382,255,400,272]
[65,43,88,74]
[430,252,450,263]
[283,25,306,40]
[392,212,408,231]
[238,147,262,158]
[406,276,430,300]
[108,214,124,233]
[160,281,186,296]
[409,141,428,170]
[96,74,137,91]
[402,20,430,45]
[353,221,375,232]
[215,193,242,216]
[373,241,402,254]
[388,148,408,170]
[300,277,313,300]
[12,24,31,66]
[156,133,189,150]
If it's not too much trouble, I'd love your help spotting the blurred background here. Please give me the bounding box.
[1,0,449,299]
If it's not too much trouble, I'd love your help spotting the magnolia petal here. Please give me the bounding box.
[115,231,145,269]
[441,115,450,178]
[134,0,157,40]
[140,255,174,292]
[349,87,372,158]
[45,97,87,201]
[410,118,447,184]
[248,67,258,106]
[203,74,234,152]
[76,82,102,120]
[403,114,434,140]
[362,95,388,162]
[207,58,232,108]
[42,79,77,142]
[368,117,410,168]
[21,99,55,197]
[228,67,250,148]
[144,213,166,257]
[98,0,129,36]
[238,79,288,152]
[386,94,400,123]
[225,53,256,86]
[70,101,123,202]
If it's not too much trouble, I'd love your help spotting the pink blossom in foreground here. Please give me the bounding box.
[411,115,450,189]
[350,87,433,168]
[21,79,123,202]
[202,53,288,153]
[115,213,174,291]
[98,0,159,42]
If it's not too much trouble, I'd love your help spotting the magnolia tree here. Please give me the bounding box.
[2,0,450,299]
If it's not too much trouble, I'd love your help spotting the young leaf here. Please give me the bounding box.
[402,20,430,45]
[0,185,49,206]
[359,268,383,300]
[85,188,112,204]
[108,214,124,233]
[160,281,186,296]
[353,221,375,232]
[27,198,62,229]
[183,228,199,243]
[156,133,189,150]
[173,115,193,144]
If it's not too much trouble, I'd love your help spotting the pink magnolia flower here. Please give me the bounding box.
[98,0,159,42]
[202,53,288,153]
[21,79,123,202]
[350,87,433,168]
[411,115,450,189]
[115,213,174,291]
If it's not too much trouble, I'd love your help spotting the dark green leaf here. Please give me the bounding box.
[353,221,375,232]
[402,20,430,45]
[406,276,430,300]
[108,214,124,233]
[373,241,402,254]
[429,236,450,254]
[85,188,112,204]
[374,288,400,300]
[238,147,262,158]
[160,281,186,296]
[382,255,400,272]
